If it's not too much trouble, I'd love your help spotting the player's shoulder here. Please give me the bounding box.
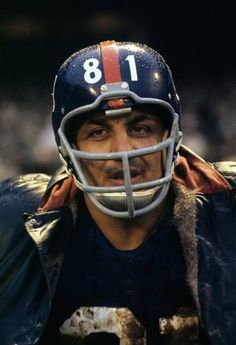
[0,173,50,195]
[0,173,51,212]
[213,161,236,187]
[213,161,236,176]
[0,166,68,211]
[179,145,236,188]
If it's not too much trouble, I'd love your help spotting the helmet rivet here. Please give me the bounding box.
[101,84,108,91]
[121,82,128,89]
[168,93,172,100]
[61,107,65,114]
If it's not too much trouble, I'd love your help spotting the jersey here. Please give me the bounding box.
[39,202,195,345]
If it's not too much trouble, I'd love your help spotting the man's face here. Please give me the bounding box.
[74,109,167,188]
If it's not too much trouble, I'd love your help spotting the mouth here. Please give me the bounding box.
[108,169,143,185]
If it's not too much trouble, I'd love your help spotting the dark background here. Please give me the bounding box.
[1,1,236,179]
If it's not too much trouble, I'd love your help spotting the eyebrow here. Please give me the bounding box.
[81,114,158,127]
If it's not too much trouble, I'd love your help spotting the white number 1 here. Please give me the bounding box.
[125,55,138,81]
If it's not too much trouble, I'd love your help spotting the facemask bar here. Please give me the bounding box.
[58,88,181,218]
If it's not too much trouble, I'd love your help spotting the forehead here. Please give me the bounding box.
[79,106,165,126]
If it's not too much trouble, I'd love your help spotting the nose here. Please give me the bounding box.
[110,132,133,152]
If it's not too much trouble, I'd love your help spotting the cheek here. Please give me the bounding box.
[76,134,111,153]
[143,152,163,177]
[80,159,107,183]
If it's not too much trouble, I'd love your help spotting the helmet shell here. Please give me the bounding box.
[52,41,181,144]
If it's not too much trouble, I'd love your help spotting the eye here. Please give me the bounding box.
[129,125,152,136]
[89,127,109,139]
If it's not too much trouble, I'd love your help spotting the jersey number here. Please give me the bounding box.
[83,55,138,84]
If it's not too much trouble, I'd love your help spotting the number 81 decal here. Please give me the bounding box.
[83,55,138,84]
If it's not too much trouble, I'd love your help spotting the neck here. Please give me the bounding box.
[84,194,171,250]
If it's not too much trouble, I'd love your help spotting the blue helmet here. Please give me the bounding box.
[52,40,182,218]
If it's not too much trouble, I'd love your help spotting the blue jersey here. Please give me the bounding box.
[40,205,194,345]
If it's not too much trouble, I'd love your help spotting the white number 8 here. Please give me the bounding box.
[83,58,102,84]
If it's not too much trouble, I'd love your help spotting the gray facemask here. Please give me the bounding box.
[58,88,182,219]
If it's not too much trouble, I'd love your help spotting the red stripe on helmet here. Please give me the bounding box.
[100,40,121,83]
[100,40,125,109]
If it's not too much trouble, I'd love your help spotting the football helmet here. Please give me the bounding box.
[52,40,182,218]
